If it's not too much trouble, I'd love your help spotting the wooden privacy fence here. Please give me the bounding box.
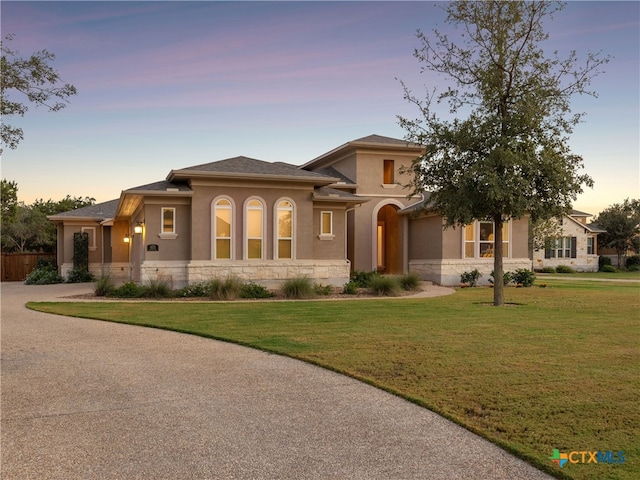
[1,253,56,282]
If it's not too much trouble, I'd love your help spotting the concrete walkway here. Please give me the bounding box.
[1,282,554,480]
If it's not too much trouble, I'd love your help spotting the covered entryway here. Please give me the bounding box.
[376,204,401,274]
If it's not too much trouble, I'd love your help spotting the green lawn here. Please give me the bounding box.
[29,280,639,480]
[537,271,640,280]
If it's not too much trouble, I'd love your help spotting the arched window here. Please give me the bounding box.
[213,198,233,259]
[245,198,264,259]
[276,199,294,259]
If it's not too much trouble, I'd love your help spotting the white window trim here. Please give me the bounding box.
[274,198,295,259]
[212,196,234,260]
[81,226,97,251]
[244,197,265,260]
[587,236,595,255]
[319,211,335,240]
[462,220,510,259]
[159,207,178,239]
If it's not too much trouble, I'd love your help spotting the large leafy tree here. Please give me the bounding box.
[1,203,53,253]
[1,34,77,152]
[1,178,18,226]
[398,1,608,305]
[0,181,94,253]
[594,199,640,267]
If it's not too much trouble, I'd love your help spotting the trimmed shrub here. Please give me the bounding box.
[489,270,513,286]
[314,283,334,296]
[177,282,210,298]
[209,276,244,301]
[109,281,143,298]
[460,269,481,287]
[342,281,358,295]
[240,282,273,299]
[67,268,95,283]
[540,267,556,274]
[555,265,576,274]
[24,264,63,285]
[601,265,617,273]
[399,272,421,291]
[626,255,640,270]
[281,277,316,299]
[94,276,114,297]
[512,268,536,287]
[369,275,401,296]
[350,270,381,288]
[599,256,612,271]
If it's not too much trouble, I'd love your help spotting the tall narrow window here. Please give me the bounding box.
[276,200,293,259]
[246,199,263,259]
[383,160,395,184]
[214,199,232,259]
[321,211,333,236]
[464,224,475,258]
[587,237,595,255]
[161,208,175,234]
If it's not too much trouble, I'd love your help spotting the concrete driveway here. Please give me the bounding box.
[1,282,554,480]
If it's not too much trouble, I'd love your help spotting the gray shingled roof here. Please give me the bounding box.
[124,180,192,193]
[314,166,355,185]
[571,209,593,217]
[351,134,417,146]
[47,199,119,220]
[313,187,368,203]
[171,156,336,181]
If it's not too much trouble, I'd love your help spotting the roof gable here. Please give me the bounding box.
[168,156,337,184]
[47,199,119,221]
[302,133,424,170]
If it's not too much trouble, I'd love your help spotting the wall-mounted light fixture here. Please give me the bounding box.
[134,221,144,234]
[123,235,131,243]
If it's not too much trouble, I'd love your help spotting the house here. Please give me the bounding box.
[48,134,532,287]
[532,210,605,272]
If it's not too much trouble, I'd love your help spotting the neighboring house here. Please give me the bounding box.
[532,210,605,272]
[49,134,532,287]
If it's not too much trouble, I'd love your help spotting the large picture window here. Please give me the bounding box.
[546,237,577,259]
[276,200,293,259]
[246,199,264,259]
[464,221,509,258]
[214,198,233,259]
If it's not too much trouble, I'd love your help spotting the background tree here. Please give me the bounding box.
[0,181,94,253]
[1,203,53,253]
[594,199,640,267]
[398,0,608,305]
[33,195,96,216]
[1,178,18,226]
[1,34,78,152]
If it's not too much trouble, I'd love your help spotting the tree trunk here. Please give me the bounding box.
[493,214,504,306]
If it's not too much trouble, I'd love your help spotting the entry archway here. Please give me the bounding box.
[375,203,401,274]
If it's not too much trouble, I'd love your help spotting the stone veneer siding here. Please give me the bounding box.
[409,258,533,286]
[140,259,351,289]
[61,262,129,284]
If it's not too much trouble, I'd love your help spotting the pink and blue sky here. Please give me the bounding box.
[1,1,638,216]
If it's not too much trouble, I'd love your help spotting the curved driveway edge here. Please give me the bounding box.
[1,282,553,480]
